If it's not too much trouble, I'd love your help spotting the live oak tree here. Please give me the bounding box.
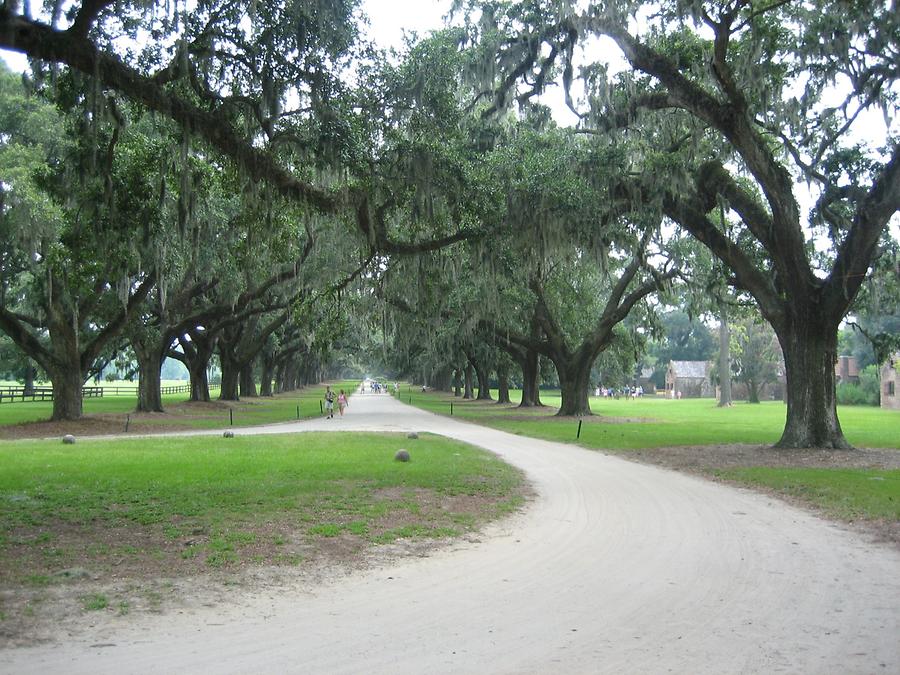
[462,0,900,447]
[0,67,155,419]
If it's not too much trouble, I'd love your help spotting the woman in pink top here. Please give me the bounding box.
[337,390,348,416]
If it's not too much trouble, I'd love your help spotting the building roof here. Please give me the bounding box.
[669,360,708,379]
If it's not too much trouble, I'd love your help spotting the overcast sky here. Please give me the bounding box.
[361,0,451,50]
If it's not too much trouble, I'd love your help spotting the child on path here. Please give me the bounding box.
[338,389,348,416]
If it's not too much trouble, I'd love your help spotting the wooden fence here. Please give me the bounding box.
[0,383,219,404]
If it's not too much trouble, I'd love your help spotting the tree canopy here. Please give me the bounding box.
[1,1,897,448]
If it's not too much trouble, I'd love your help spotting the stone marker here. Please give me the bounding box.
[407,432,419,439]
[223,430,235,438]
[62,434,76,444]
[395,449,410,462]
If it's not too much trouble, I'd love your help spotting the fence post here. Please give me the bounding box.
[125,414,131,433]
[577,419,583,439]
[319,400,323,414]
[450,402,453,416]
[296,405,300,420]
[229,409,233,426]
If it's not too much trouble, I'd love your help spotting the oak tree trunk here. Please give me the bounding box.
[239,363,257,398]
[260,357,275,396]
[776,317,849,449]
[136,347,164,413]
[747,379,761,404]
[555,356,593,417]
[220,358,240,401]
[519,349,542,407]
[49,364,83,421]
[473,359,493,401]
[497,364,511,404]
[463,364,474,399]
[47,320,83,421]
[189,361,211,402]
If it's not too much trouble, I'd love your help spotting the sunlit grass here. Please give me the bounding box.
[0,431,525,578]
[402,387,900,450]
[0,380,361,429]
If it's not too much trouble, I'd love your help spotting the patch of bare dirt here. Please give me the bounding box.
[0,484,532,649]
[614,443,900,548]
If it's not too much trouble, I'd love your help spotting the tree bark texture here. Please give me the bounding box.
[776,317,848,449]
[553,354,594,417]
[519,349,543,407]
[239,363,257,398]
[463,364,474,399]
[260,356,275,396]
[136,347,165,413]
[219,357,240,401]
[471,356,493,401]
[496,364,511,404]
[48,363,83,421]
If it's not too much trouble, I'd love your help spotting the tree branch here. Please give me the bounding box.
[825,144,900,318]
[0,10,338,214]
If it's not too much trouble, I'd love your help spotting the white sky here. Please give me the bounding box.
[360,0,451,51]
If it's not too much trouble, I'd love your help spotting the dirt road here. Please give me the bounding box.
[2,392,898,673]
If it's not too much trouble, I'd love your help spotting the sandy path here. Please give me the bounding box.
[2,392,898,674]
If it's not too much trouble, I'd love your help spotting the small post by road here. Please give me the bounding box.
[124,414,130,433]
[450,402,453,416]
[319,400,323,414]
[409,396,412,405]
[229,409,233,426]
[296,405,300,420]
[577,419,582,439]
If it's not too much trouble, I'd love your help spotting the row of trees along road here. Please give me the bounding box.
[0,1,897,449]
[451,0,899,448]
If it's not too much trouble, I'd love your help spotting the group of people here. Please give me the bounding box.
[324,379,403,418]
[595,384,644,399]
[323,386,348,419]
[359,379,399,395]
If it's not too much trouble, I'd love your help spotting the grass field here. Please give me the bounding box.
[0,380,361,431]
[713,467,900,522]
[0,431,526,585]
[400,387,900,450]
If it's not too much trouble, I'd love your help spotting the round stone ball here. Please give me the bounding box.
[223,430,235,438]
[406,432,419,439]
[62,434,76,445]
[395,449,411,462]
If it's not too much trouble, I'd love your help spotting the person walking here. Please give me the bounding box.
[337,389,348,416]
[324,386,335,419]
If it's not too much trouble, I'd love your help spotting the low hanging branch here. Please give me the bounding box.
[0,9,338,213]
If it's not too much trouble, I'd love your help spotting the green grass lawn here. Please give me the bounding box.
[402,387,900,450]
[713,467,900,522]
[0,380,361,430]
[0,431,525,584]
